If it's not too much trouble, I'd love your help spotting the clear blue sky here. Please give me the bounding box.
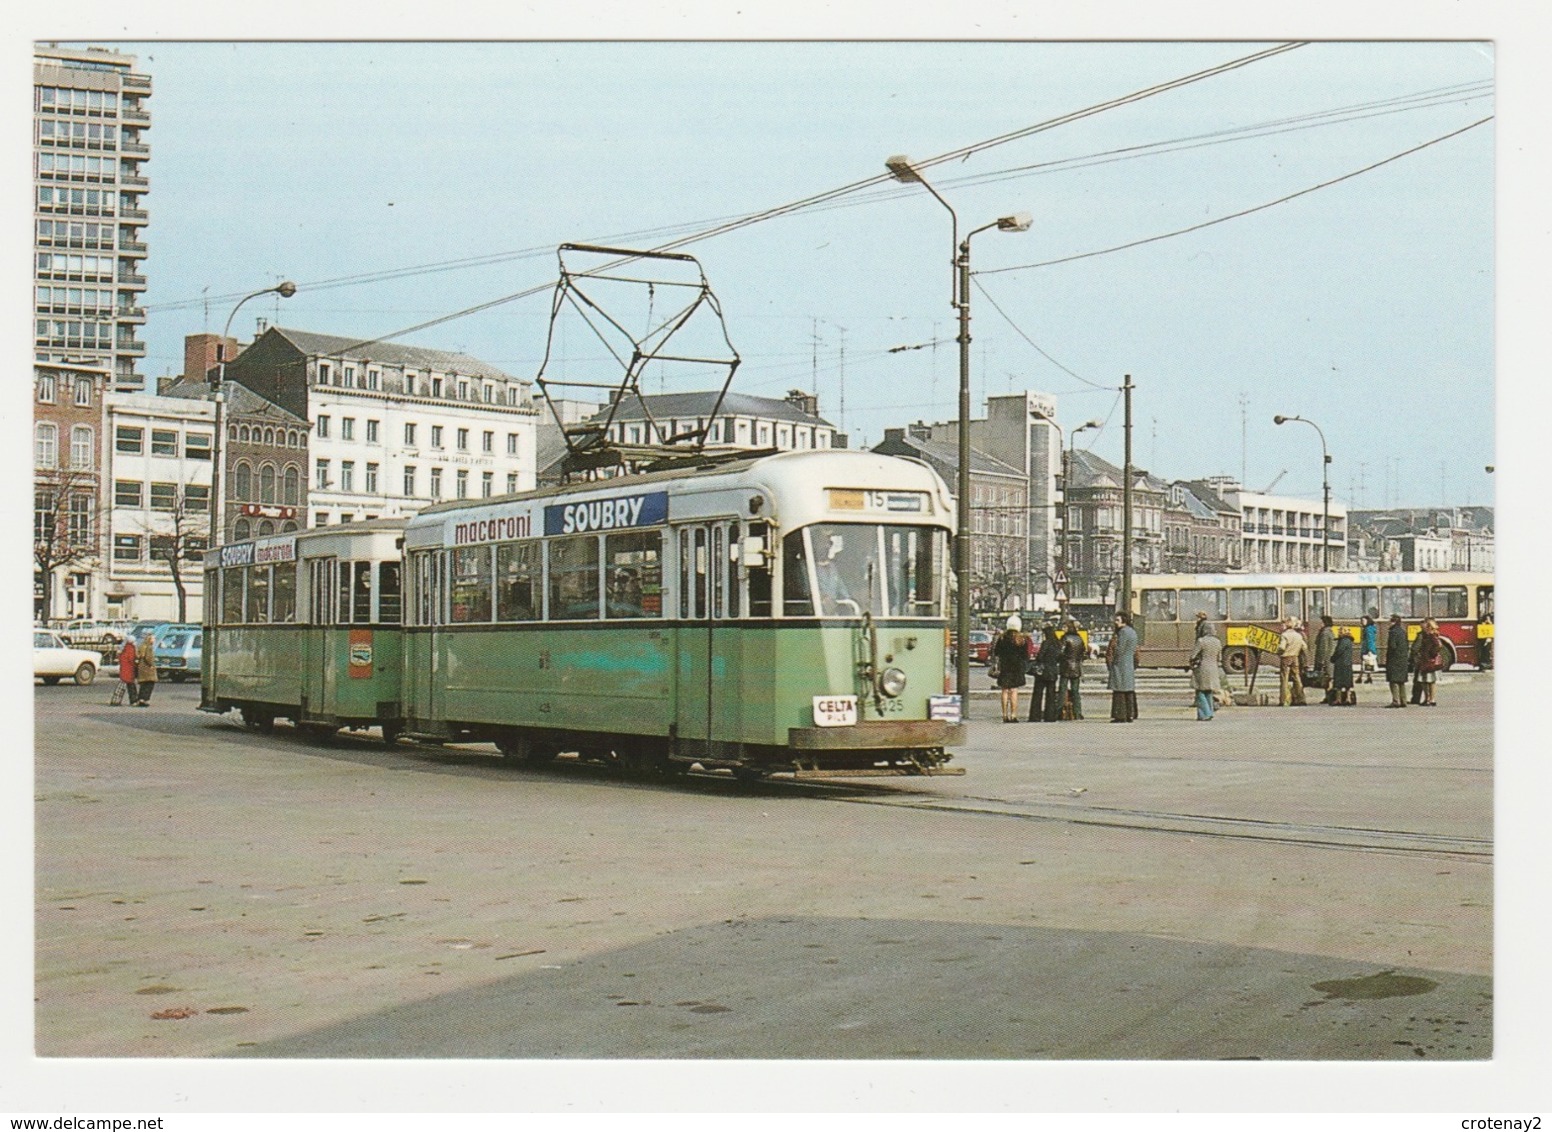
[106,41,1495,506]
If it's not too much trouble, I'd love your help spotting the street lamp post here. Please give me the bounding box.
[1273,413,1332,570]
[212,282,296,547]
[886,155,1029,717]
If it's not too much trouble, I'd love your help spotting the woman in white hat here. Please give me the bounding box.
[992,614,1031,723]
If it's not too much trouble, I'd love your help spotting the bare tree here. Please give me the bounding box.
[972,533,1027,615]
[142,487,211,623]
[34,468,101,624]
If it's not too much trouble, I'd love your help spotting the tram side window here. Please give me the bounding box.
[450,546,493,623]
[495,542,540,621]
[709,525,726,619]
[1382,586,1429,618]
[378,562,402,625]
[1141,589,1177,623]
[1229,587,1278,622]
[246,565,271,623]
[782,530,813,617]
[1179,588,1226,622]
[411,551,439,626]
[272,562,297,623]
[351,561,375,622]
[1330,586,1378,620]
[548,535,599,620]
[1432,586,1467,619]
[724,522,741,619]
[336,560,353,624]
[310,559,336,625]
[222,567,245,624]
[884,526,944,617]
[606,530,661,619]
[746,522,773,617]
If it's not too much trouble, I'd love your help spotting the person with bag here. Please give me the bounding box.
[1313,615,1337,704]
[1384,614,1411,707]
[132,632,158,707]
[992,615,1030,723]
[1414,618,1444,706]
[1359,615,1379,684]
[113,635,137,707]
[1188,618,1222,721]
[1027,623,1063,722]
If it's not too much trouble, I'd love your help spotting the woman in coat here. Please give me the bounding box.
[1313,615,1336,703]
[1027,623,1062,722]
[1330,627,1356,705]
[1107,612,1139,722]
[1414,618,1444,706]
[1384,614,1411,708]
[133,632,158,707]
[992,615,1030,723]
[1188,619,1222,721]
[116,636,137,706]
[1058,619,1086,720]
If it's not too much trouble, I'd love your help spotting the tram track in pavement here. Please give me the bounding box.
[798,780,1493,861]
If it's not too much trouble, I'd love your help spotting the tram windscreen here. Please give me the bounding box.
[787,523,945,618]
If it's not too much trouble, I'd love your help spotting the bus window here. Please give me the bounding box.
[496,542,540,621]
[377,562,401,625]
[273,562,297,623]
[1478,586,1494,621]
[1228,587,1277,622]
[1306,589,1326,622]
[1432,585,1468,619]
[1142,588,1177,623]
[1179,588,1226,622]
[1330,586,1377,620]
[548,536,599,620]
[605,529,661,619]
[782,530,814,617]
[1282,590,1303,622]
[1382,586,1429,618]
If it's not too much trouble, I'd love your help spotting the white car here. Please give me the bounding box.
[59,619,125,650]
[34,629,100,686]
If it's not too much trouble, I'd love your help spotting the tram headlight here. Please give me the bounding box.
[880,666,908,698]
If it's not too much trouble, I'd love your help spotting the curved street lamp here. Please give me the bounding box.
[886,154,1028,716]
[1273,413,1332,571]
[213,281,297,546]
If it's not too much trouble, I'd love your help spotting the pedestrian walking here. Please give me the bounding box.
[1278,618,1308,706]
[1359,615,1379,684]
[992,615,1030,723]
[1107,611,1139,722]
[1313,615,1336,704]
[1189,618,1222,721]
[1027,623,1062,722]
[1058,618,1086,720]
[1330,627,1356,705]
[113,635,138,707]
[1384,613,1410,707]
[1414,618,1444,706]
[133,632,158,707]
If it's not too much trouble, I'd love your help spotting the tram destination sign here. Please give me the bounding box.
[544,490,669,536]
[828,488,928,514]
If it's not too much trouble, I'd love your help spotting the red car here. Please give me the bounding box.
[968,630,995,665]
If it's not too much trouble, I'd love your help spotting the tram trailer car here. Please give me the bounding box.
[202,521,406,740]
[204,450,965,779]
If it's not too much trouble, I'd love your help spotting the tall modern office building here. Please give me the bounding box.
[33,43,151,391]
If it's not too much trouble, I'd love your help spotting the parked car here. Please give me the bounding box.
[34,629,100,686]
[968,630,995,665]
[59,619,125,652]
[155,626,203,682]
[122,620,170,647]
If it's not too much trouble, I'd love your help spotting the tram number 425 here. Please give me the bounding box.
[813,695,859,727]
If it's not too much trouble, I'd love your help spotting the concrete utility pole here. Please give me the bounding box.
[1121,373,1134,614]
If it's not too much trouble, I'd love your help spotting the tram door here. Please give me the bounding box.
[673,522,741,757]
[303,557,338,719]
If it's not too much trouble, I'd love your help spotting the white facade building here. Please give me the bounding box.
[1204,477,1348,571]
[103,391,214,620]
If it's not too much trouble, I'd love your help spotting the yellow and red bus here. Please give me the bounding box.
[1130,571,1494,673]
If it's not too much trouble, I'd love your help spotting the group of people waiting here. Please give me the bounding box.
[1278,613,1446,709]
[989,607,1452,724]
[990,611,1142,724]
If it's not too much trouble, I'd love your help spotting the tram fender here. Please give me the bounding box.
[788,720,966,750]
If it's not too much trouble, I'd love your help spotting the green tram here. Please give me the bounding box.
[201,520,405,739]
[203,449,966,779]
